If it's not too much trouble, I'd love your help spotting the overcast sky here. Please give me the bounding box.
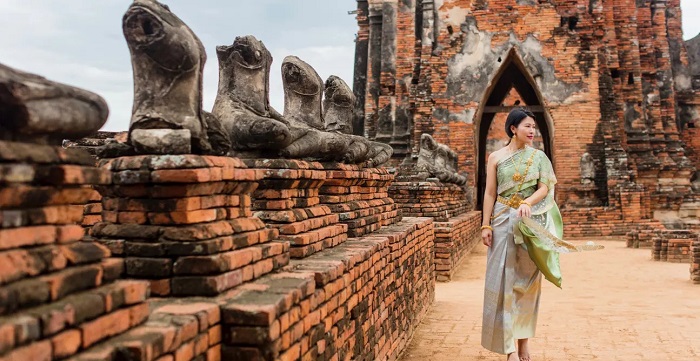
[1,1,699,132]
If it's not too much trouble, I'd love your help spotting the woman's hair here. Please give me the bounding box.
[504,107,535,144]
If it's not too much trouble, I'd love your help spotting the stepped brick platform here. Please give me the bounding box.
[651,230,696,263]
[389,181,468,221]
[93,155,288,297]
[0,140,151,361]
[66,299,221,361]
[244,159,348,259]
[389,180,479,281]
[434,211,482,282]
[320,164,401,237]
[220,217,435,361]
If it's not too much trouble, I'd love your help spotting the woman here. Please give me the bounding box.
[480,108,599,361]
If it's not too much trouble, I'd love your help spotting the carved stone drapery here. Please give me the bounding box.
[415,134,466,185]
[212,35,292,155]
[280,56,350,161]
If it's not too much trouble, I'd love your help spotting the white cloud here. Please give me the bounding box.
[682,0,700,39]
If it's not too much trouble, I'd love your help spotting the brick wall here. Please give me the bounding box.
[434,211,481,282]
[389,180,480,281]
[0,140,151,360]
[221,217,435,360]
[19,148,436,361]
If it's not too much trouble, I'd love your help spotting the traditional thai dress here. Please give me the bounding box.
[481,146,601,355]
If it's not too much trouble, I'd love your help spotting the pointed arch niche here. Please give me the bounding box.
[475,49,555,209]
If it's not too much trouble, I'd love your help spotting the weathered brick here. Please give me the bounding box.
[0,339,51,361]
[51,329,82,359]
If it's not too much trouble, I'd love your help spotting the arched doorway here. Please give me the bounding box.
[476,50,554,209]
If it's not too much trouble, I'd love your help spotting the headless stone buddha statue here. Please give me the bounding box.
[323,75,372,163]
[580,152,595,185]
[415,133,464,184]
[365,142,393,167]
[416,133,439,179]
[323,74,393,167]
[280,56,350,160]
[0,63,108,145]
[435,144,458,183]
[212,35,292,155]
[123,0,229,154]
[445,147,467,185]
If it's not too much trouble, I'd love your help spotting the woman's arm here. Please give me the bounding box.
[518,181,549,218]
[481,153,498,246]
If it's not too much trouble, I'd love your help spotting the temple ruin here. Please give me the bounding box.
[353,0,700,270]
[1,1,700,361]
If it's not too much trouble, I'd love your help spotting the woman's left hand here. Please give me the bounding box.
[517,203,531,218]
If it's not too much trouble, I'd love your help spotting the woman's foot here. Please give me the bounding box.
[517,339,531,361]
[507,352,519,361]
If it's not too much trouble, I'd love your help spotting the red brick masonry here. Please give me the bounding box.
[389,180,480,281]
[0,140,151,361]
[1,145,438,361]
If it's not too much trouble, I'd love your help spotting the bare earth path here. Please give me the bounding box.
[400,241,700,361]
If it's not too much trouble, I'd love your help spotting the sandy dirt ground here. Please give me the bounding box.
[399,241,700,361]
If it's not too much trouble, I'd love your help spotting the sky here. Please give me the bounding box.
[1,1,699,132]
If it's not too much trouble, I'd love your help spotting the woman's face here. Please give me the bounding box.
[512,116,536,145]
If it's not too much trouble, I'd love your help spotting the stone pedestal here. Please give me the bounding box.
[93,155,288,297]
[626,220,665,248]
[565,183,603,208]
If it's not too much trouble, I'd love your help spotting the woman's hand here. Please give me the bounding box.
[517,203,532,218]
[481,228,493,247]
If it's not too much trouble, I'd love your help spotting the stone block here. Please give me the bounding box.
[130,129,192,155]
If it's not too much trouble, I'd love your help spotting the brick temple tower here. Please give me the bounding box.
[353,0,700,234]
